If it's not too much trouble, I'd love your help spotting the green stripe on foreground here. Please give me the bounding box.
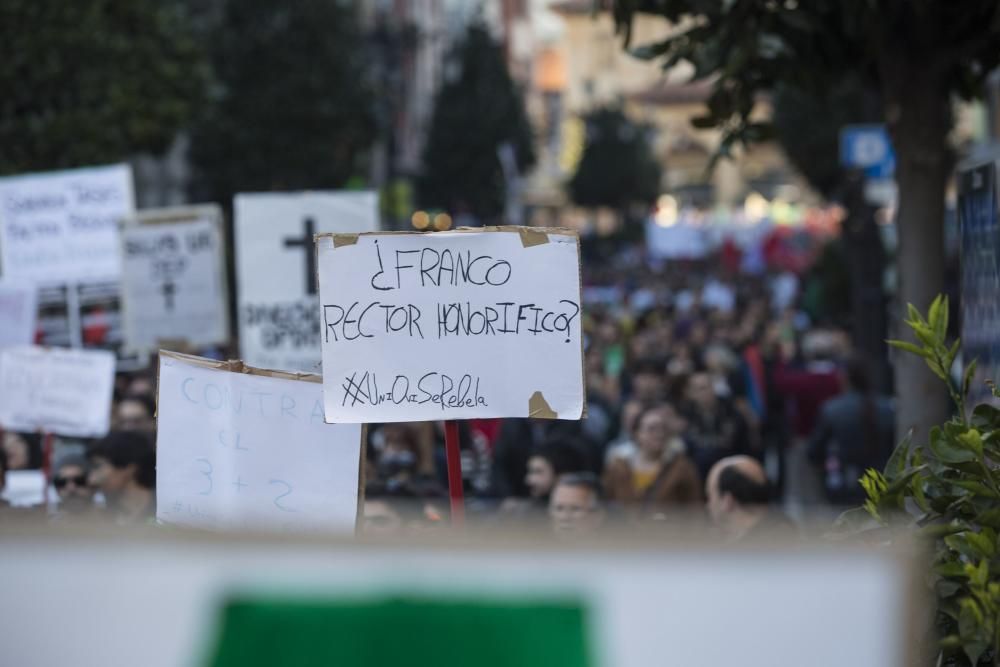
[206,595,592,667]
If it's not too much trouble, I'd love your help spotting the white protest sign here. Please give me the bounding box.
[156,351,362,532]
[0,282,37,349]
[0,164,133,283]
[0,346,115,437]
[317,228,584,423]
[120,206,228,351]
[235,191,378,373]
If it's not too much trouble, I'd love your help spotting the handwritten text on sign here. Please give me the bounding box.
[318,229,584,422]
[155,352,362,532]
[0,164,133,283]
[120,213,228,350]
[0,346,115,437]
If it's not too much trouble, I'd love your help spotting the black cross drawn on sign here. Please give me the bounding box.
[284,217,317,295]
[160,279,177,312]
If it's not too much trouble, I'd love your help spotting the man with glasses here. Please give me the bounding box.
[52,454,96,518]
[549,473,604,537]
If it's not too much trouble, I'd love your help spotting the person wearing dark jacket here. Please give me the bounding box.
[807,357,894,505]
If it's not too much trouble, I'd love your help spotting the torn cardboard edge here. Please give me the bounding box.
[155,349,367,529]
[120,204,224,227]
[332,233,359,248]
[315,225,578,250]
[528,391,558,419]
[158,349,322,384]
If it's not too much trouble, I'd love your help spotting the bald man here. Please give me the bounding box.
[707,456,785,541]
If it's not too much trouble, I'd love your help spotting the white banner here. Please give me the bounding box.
[317,228,584,423]
[235,191,378,373]
[120,206,228,351]
[155,351,362,532]
[0,164,133,283]
[0,282,37,349]
[0,346,115,437]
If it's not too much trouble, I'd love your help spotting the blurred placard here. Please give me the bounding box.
[234,191,378,373]
[0,530,912,667]
[0,164,132,283]
[120,206,228,351]
[317,228,584,423]
[958,158,1000,406]
[0,164,137,361]
[0,282,37,349]
[0,345,115,437]
[155,351,362,532]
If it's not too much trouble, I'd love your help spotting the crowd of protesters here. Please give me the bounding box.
[0,225,897,539]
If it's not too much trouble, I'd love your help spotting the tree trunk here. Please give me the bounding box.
[881,56,951,441]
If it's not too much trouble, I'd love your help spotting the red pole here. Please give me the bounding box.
[41,430,54,510]
[444,420,464,526]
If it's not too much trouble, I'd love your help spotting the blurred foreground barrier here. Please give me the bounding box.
[0,524,917,667]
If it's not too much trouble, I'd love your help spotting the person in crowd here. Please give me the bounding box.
[706,456,793,541]
[499,438,589,520]
[603,404,701,517]
[681,371,753,479]
[2,431,42,470]
[51,454,97,518]
[87,431,156,524]
[808,357,895,506]
[0,445,10,512]
[490,418,594,498]
[627,358,668,406]
[603,400,644,465]
[115,393,157,432]
[370,423,443,497]
[549,472,605,537]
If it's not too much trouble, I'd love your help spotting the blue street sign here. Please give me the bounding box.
[839,125,896,179]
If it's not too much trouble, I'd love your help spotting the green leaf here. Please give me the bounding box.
[950,480,1000,499]
[946,338,961,371]
[929,295,944,339]
[974,508,1000,529]
[887,339,931,359]
[930,435,978,464]
[936,579,964,598]
[921,523,967,540]
[963,359,978,398]
[971,403,1000,429]
[965,531,996,559]
[912,323,938,348]
[928,295,948,341]
[934,560,971,577]
[907,302,924,326]
[911,475,931,512]
[957,429,984,458]
[964,639,989,666]
[884,430,913,479]
[959,598,985,639]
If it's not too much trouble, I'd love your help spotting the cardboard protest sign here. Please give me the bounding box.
[317,227,584,423]
[0,164,132,283]
[120,206,228,351]
[0,346,115,437]
[0,164,136,361]
[156,351,362,532]
[234,191,378,373]
[0,282,37,349]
